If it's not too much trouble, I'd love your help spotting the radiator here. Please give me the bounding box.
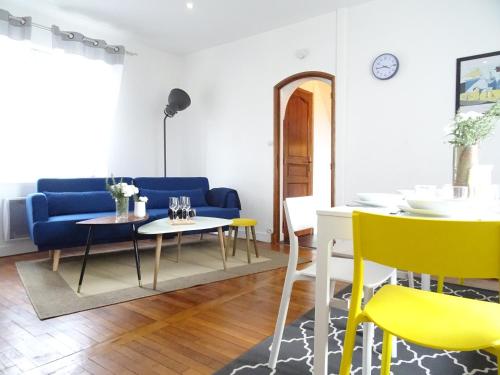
[2,197,30,241]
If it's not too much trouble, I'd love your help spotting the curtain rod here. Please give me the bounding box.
[9,15,138,56]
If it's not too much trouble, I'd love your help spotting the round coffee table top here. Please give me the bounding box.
[76,214,149,225]
[138,216,232,235]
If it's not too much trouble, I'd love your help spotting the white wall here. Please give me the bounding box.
[2,0,499,252]
[0,1,183,255]
[340,0,500,202]
[169,12,337,241]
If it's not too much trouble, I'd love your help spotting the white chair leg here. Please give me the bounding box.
[362,286,374,375]
[389,271,398,358]
[269,275,295,369]
[329,280,336,300]
[362,322,374,375]
[329,280,336,321]
[408,271,415,288]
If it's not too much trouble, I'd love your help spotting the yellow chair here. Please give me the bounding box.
[228,218,259,263]
[339,212,500,375]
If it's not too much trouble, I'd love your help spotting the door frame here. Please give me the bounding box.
[272,71,335,245]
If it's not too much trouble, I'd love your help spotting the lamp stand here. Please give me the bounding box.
[163,114,168,177]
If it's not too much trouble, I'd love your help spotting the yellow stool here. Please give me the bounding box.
[228,218,259,264]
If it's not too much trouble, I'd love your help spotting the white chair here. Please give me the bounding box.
[268,196,397,374]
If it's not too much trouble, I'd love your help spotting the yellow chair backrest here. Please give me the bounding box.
[352,211,500,279]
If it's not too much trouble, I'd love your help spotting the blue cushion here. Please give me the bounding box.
[146,208,169,220]
[38,177,132,192]
[134,177,209,194]
[45,191,115,216]
[140,188,208,209]
[194,206,240,220]
[33,215,134,250]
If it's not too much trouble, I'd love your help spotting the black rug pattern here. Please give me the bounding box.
[215,278,499,374]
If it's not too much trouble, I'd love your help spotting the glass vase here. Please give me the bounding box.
[453,145,479,187]
[115,197,129,222]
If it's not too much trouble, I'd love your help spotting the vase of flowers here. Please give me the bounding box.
[106,177,139,222]
[447,102,500,187]
[134,196,148,218]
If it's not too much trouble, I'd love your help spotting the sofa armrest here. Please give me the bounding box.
[26,193,49,240]
[206,188,241,209]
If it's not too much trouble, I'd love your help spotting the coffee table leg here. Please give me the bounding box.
[177,232,182,263]
[77,226,93,293]
[154,234,162,290]
[131,224,142,287]
[217,227,227,270]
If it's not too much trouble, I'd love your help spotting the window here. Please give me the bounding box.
[0,35,123,183]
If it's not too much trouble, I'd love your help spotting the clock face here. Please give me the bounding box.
[372,53,399,80]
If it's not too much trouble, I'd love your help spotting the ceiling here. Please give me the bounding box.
[5,0,372,54]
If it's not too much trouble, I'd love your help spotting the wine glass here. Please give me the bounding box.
[184,197,191,219]
[169,197,179,220]
[179,196,187,220]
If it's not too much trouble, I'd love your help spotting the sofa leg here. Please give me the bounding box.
[52,250,61,272]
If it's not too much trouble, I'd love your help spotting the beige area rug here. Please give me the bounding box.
[17,237,305,320]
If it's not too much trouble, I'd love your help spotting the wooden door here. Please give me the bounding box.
[283,88,313,239]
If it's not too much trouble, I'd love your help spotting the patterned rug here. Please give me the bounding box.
[215,278,499,374]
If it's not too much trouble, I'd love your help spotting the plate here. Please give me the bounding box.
[397,204,450,217]
[406,198,471,211]
[353,200,392,208]
[355,193,404,208]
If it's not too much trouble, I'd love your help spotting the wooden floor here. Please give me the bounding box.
[2,239,497,374]
[0,238,327,375]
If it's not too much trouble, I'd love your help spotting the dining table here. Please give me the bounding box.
[312,204,499,375]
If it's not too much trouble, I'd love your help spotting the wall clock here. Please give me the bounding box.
[372,53,399,80]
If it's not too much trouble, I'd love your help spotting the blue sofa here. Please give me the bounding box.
[26,177,241,252]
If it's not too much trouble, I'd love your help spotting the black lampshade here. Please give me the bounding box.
[164,88,191,117]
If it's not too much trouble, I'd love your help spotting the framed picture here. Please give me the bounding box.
[456,50,500,113]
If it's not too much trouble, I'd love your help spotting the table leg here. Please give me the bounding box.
[421,273,431,291]
[153,234,162,290]
[217,227,227,270]
[131,224,142,287]
[314,220,331,375]
[232,228,238,256]
[177,232,182,263]
[77,226,93,293]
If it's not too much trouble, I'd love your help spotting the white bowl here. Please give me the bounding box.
[406,198,472,213]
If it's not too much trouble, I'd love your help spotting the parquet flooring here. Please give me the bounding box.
[0,238,326,374]
[2,238,496,374]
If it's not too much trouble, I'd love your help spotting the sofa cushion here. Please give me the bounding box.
[134,177,209,194]
[140,188,208,209]
[146,208,168,220]
[194,206,240,220]
[34,214,132,249]
[45,191,115,216]
[38,177,132,192]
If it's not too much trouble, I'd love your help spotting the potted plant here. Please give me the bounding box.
[106,177,139,221]
[447,102,500,186]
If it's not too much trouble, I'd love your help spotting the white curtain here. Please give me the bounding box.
[0,9,31,41]
[0,35,123,183]
[51,25,125,65]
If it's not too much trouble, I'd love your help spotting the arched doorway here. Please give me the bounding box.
[272,71,335,245]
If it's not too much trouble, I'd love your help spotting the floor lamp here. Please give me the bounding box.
[163,88,191,177]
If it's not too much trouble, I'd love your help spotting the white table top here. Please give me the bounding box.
[138,216,232,235]
[317,205,500,221]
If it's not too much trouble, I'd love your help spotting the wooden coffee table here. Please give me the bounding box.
[76,214,149,293]
[137,216,232,290]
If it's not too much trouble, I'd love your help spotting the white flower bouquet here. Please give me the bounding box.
[106,177,139,199]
